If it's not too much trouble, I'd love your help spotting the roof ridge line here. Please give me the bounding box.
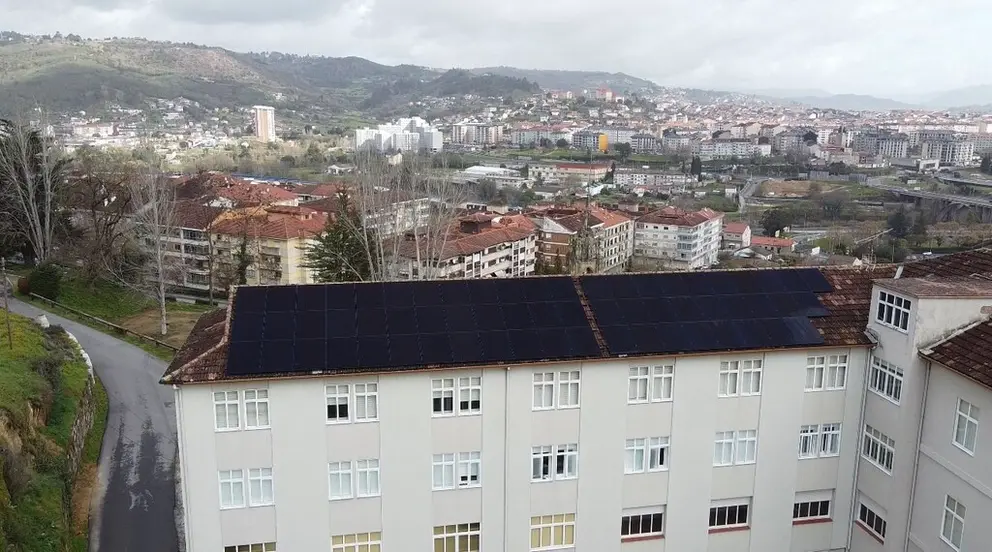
[920,314,991,356]
[571,277,610,358]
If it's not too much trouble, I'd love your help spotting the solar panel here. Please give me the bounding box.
[297,285,327,311]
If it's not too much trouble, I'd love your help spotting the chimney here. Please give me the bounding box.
[894,266,904,279]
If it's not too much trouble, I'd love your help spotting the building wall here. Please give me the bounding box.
[177,346,868,552]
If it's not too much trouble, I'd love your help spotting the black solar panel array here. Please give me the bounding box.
[227,277,602,376]
[579,268,831,356]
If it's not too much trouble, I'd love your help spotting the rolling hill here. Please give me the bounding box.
[468,66,658,93]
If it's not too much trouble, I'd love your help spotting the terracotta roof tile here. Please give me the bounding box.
[751,236,796,248]
[161,308,229,384]
[637,206,723,227]
[174,201,224,230]
[922,319,992,391]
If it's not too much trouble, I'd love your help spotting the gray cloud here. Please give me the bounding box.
[3,0,990,96]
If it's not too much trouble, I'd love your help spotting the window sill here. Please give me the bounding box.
[247,502,275,508]
[854,521,885,544]
[215,427,241,433]
[952,441,976,457]
[868,388,901,406]
[219,505,246,511]
[356,494,382,499]
[621,534,664,543]
[326,420,350,425]
[708,525,749,534]
[243,426,271,431]
[792,517,831,526]
[354,418,378,424]
[328,496,353,502]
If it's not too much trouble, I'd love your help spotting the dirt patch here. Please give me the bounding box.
[759,180,842,198]
[71,462,97,535]
[121,309,205,349]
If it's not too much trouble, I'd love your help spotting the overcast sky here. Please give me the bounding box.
[2,0,988,97]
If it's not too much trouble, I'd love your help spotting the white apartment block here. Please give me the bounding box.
[452,123,504,146]
[252,106,276,143]
[695,139,770,160]
[633,207,723,269]
[613,170,694,189]
[968,132,992,154]
[164,249,992,552]
[921,140,975,166]
[355,118,443,153]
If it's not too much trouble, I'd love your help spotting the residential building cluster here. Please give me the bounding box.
[355,117,444,153]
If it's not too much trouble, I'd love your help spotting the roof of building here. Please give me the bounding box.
[877,277,992,298]
[723,222,750,234]
[211,211,327,240]
[162,249,992,385]
[921,318,992,391]
[174,201,225,230]
[637,206,722,227]
[751,235,796,248]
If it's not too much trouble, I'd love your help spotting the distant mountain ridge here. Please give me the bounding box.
[468,66,658,93]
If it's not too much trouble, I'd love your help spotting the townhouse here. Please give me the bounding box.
[527,206,633,274]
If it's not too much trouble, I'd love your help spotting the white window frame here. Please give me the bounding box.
[876,290,911,332]
[555,444,578,480]
[432,378,455,416]
[531,445,553,481]
[621,507,665,538]
[530,514,575,550]
[354,382,378,422]
[628,366,649,403]
[225,543,276,552]
[458,376,482,415]
[214,391,240,431]
[940,495,966,550]
[806,354,848,391]
[953,398,979,455]
[243,389,270,429]
[651,364,675,401]
[625,438,646,474]
[713,431,735,466]
[862,424,896,474]
[326,384,350,423]
[328,461,353,500]
[433,453,457,490]
[857,499,887,541]
[356,459,381,497]
[714,430,757,466]
[708,498,751,529]
[332,532,382,552]
[799,423,841,459]
[718,361,740,397]
[820,423,842,457]
[457,452,481,488]
[868,356,904,405]
[798,425,819,459]
[648,437,670,471]
[736,430,758,464]
[434,523,481,552]
[533,372,555,410]
[219,469,245,509]
[793,490,832,521]
[739,359,762,396]
[247,467,274,506]
[557,371,580,408]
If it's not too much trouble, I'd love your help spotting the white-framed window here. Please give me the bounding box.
[736,430,757,464]
[621,507,665,538]
[532,446,553,481]
[941,495,966,550]
[225,543,276,552]
[434,523,480,552]
[652,364,675,401]
[953,398,979,454]
[648,437,670,471]
[869,356,904,404]
[458,376,482,414]
[876,290,911,332]
[328,461,353,499]
[356,459,380,497]
[719,359,762,397]
[433,453,456,489]
[798,423,841,458]
[805,354,848,391]
[219,469,245,509]
[714,431,735,466]
[555,444,578,479]
[457,452,481,487]
[533,372,555,410]
[862,425,895,474]
[709,498,750,529]
[354,383,378,421]
[243,389,270,429]
[718,362,739,397]
[558,371,580,408]
[247,468,274,506]
[625,438,646,473]
[326,384,350,423]
[857,499,887,541]
[793,490,832,521]
[214,391,240,431]
[433,378,455,415]
[628,366,649,403]
[740,360,762,395]
[821,423,842,456]
[332,533,381,552]
[530,514,575,550]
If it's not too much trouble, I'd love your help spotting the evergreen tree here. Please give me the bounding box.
[689,156,703,177]
[887,206,910,239]
[982,154,992,174]
[303,193,377,282]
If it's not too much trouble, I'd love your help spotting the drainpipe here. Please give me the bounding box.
[846,347,871,552]
[903,361,931,552]
[173,385,194,552]
[503,367,510,552]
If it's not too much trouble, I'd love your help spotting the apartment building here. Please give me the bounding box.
[630,133,657,153]
[968,132,992,154]
[355,118,443,153]
[570,131,607,152]
[632,206,723,270]
[921,140,976,166]
[252,106,276,143]
[527,206,633,273]
[613,169,694,189]
[451,123,504,146]
[510,127,573,147]
[695,139,771,160]
[391,213,537,279]
[528,163,611,183]
[164,201,225,292]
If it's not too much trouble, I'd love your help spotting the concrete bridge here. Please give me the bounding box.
[866,182,992,222]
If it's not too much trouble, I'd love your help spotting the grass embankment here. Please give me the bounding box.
[0,312,103,551]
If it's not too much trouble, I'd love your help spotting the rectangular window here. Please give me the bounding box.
[247,468,274,506]
[457,452,481,487]
[941,495,966,550]
[332,533,381,552]
[714,430,757,466]
[214,391,240,430]
[354,383,378,421]
[651,364,674,401]
[648,437,669,471]
[736,430,758,464]
[433,378,455,415]
[356,459,381,497]
[628,366,649,403]
[793,493,831,521]
[243,389,270,429]
[953,398,980,454]
[433,523,481,552]
[530,514,575,550]
[458,377,482,414]
[225,544,276,552]
[740,359,762,396]
[862,425,896,474]
[876,290,911,332]
[798,425,819,459]
[713,431,735,466]
[433,453,456,490]
[326,384,350,422]
[555,444,578,479]
[328,461,353,499]
[820,423,842,456]
[719,361,739,397]
[219,469,245,509]
[869,356,904,404]
[709,499,750,529]
[558,371,580,408]
[621,509,665,538]
[533,373,555,410]
[806,354,848,391]
[531,446,552,481]
[858,501,887,541]
[625,438,646,473]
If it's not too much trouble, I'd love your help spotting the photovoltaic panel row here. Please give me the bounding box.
[596,317,825,356]
[579,268,832,300]
[586,291,828,327]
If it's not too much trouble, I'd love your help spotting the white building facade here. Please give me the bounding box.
[633,207,723,269]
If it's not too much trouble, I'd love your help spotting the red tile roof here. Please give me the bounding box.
[637,206,722,227]
[723,222,750,234]
[751,235,795,248]
[211,213,327,240]
[174,201,224,230]
[395,224,535,261]
[921,319,992,391]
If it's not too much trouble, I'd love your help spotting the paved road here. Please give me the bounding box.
[9,298,179,552]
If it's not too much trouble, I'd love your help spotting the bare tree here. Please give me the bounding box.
[0,118,71,263]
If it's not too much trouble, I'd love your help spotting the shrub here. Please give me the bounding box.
[15,277,29,295]
[26,263,62,301]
